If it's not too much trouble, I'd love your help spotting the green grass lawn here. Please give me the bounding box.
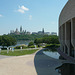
[0,49,38,56]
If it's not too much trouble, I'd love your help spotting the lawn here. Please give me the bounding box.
[0,49,38,56]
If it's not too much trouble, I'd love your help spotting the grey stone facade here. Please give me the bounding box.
[59,0,75,59]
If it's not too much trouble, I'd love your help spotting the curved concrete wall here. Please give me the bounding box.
[59,0,75,58]
[59,0,75,26]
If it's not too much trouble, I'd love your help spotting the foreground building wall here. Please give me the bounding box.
[59,0,75,58]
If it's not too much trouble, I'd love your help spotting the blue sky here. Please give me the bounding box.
[0,0,68,35]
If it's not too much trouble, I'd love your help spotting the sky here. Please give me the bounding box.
[0,0,68,35]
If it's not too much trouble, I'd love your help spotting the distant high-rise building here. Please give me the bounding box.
[15,28,20,35]
[38,31,43,34]
[32,32,37,35]
[16,28,18,32]
[44,32,50,35]
[42,28,44,34]
[20,26,22,32]
[51,32,57,35]
[25,30,26,33]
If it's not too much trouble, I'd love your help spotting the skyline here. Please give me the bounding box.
[0,0,68,35]
[9,26,57,34]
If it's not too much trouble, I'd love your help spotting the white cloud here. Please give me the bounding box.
[0,14,2,17]
[18,9,25,13]
[29,15,32,20]
[20,6,29,11]
[18,5,29,13]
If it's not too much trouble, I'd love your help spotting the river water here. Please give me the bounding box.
[16,40,32,46]
[0,40,33,48]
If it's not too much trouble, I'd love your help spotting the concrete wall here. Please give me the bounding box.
[59,0,75,26]
[59,0,75,58]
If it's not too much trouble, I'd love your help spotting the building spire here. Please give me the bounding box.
[42,28,44,34]
[20,26,22,32]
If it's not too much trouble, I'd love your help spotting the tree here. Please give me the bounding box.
[8,34,44,41]
[34,35,59,44]
[0,36,2,46]
[0,35,17,47]
[28,42,34,47]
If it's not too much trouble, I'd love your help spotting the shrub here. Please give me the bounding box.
[28,45,35,48]
[14,46,21,49]
[1,48,7,50]
[28,42,34,47]
[14,44,28,49]
[45,44,60,48]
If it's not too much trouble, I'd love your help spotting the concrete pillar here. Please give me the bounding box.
[63,24,66,53]
[59,26,61,43]
[59,26,63,51]
[65,21,71,56]
[59,24,66,53]
[59,26,61,50]
[71,18,75,58]
[61,25,64,51]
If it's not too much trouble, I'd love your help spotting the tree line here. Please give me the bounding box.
[0,35,17,47]
[34,35,59,44]
[0,34,59,48]
[8,34,44,41]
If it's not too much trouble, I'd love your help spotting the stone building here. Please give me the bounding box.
[59,0,75,59]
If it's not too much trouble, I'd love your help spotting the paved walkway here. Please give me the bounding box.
[0,55,13,59]
[0,54,37,75]
[0,48,63,75]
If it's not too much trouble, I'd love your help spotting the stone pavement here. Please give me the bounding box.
[0,54,37,75]
[0,55,13,59]
[0,49,63,75]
